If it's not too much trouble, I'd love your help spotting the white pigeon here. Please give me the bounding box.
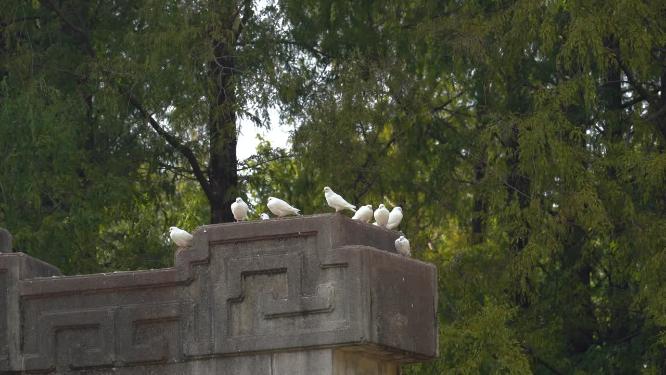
[231,197,249,221]
[260,213,270,220]
[323,186,356,213]
[169,226,193,247]
[394,236,411,257]
[386,206,403,230]
[374,204,390,228]
[352,204,373,222]
[267,197,301,217]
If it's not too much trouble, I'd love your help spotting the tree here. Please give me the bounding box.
[252,0,666,372]
[3,0,666,371]
[47,0,274,224]
[0,0,296,272]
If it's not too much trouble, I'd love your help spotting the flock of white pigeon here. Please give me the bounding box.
[169,186,411,257]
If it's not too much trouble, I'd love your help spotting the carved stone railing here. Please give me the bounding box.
[0,214,438,374]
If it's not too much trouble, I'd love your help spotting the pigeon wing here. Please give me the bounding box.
[329,193,356,212]
[387,210,403,230]
[374,209,389,227]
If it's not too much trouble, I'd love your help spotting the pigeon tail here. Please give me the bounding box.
[336,205,356,213]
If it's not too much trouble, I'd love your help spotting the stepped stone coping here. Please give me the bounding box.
[0,214,438,374]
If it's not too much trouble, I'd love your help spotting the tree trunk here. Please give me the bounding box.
[207,5,240,224]
[604,40,631,344]
[561,223,595,354]
[658,70,666,141]
[503,68,533,309]
[470,151,486,245]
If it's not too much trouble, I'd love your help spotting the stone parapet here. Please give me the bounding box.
[0,228,12,253]
[0,214,437,374]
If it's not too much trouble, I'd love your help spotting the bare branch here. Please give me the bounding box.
[156,161,197,181]
[124,90,213,200]
[614,51,656,106]
[621,95,646,109]
[502,180,530,199]
[270,38,333,60]
[237,153,294,172]
[430,91,465,114]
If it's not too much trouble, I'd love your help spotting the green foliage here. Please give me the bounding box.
[2,0,666,372]
[250,0,666,372]
[0,0,287,272]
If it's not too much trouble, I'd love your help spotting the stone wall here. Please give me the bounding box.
[0,214,437,374]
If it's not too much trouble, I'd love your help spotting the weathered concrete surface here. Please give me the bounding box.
[0,252,61,371]
[15,349,398,375]
[0,228,12,253]
[0,214,437,374]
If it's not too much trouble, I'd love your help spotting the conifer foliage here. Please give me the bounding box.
[2,0,666,372]
[265,0,666,372]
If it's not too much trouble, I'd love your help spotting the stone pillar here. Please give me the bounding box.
[0,214,437,374]
[0,234,61,371]
[0,228,12,253]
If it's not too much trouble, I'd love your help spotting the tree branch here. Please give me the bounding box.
[237,152,294,172]
[0,15,46,29]
[646,102,666,122]
[42,0,95,56]
[351,129,401,201]
[232,0,253,46]
[271,38,333,60]
[614,52,656,106]
[621,95,646,109]
[124,90,212,200]
[430,91,465,114]
[522,345,565,375]
[44,0,215,203]
[156,161,198,181]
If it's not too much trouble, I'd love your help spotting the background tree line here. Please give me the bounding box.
[1,0,666,372]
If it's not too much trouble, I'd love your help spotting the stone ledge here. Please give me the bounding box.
[1,214,437,374]
[0,228,12,253]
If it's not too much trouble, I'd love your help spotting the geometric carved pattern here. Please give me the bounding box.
[215,249,347,353]
[0,270,7,369]
[5,214,437,373]
[226,253,335,319]
[23,301,193,371]
[262,283,335,319]
[116,301,192,365]
[24,309,115,370]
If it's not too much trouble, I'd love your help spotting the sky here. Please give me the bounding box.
[236,107,291,161]
[235,0,292,161]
